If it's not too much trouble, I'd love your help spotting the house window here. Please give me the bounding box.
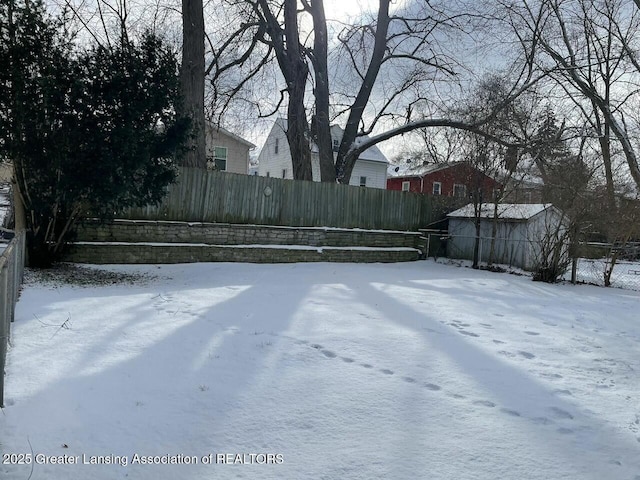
[402,181,410,192]
[432,181,442,195]
[282,169,287,178]
[359,176,367,187]
[332,139,340,152]
[266,171,270,178]
[213,146,227,171]
[274,138,279,154]
[453,184,466,198]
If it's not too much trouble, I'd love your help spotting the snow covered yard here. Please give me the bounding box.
[2,260,640,480]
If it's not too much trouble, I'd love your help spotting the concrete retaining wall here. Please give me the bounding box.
[76,220,422,248]
[65,243,421,264]
[65,220,425,264]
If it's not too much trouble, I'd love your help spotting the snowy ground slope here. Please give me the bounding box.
[2,261,640,480]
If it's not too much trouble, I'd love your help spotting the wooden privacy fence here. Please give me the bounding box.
[125,168,438,231]
[0,231,26,407]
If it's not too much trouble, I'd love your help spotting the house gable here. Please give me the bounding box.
[257,119,388,188]
[205,124,255,175]
[256,119,292,179]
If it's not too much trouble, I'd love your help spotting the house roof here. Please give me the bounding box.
[275,118,388,164]
[207,123,256,148]
[388,161,479,178]
[447,203,556,221]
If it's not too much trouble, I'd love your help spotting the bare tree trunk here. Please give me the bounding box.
[594,111,616,208]
[472,214,481,269]
[309,0,335,183]
[488,194,500,266]
[283,0,312,180]
[335,0,391,184]
[179,0,206,168]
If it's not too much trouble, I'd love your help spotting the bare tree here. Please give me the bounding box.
[503,0,640,196]
[210,0,538,183]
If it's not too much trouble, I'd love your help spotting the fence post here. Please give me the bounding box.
[0,259,8,407]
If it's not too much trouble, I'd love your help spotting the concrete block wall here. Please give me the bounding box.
[76,220,422,248]
[65,244,421,264]
[66,220,425,264]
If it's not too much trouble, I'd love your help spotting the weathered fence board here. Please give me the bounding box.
[0,231,26,407]
[124,168,438,231]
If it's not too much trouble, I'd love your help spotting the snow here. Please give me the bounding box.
[387,161,464,178]
[448,203,556,220]
[568,258,640,290]
[2,260,640,479]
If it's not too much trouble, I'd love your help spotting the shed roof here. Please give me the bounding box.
[447,203,556,221]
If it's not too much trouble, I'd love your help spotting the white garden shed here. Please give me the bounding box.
[446,203,566,271]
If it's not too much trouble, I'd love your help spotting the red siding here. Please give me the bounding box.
[387,176,422,193]
[387,163,501,199]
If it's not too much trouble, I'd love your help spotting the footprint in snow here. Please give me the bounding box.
[473,400,496,408]
[493,339,506,344]
[524,331,540,336]
[500,408,521,417]
[310,344,323,350]
[402,376,416,383]
[423,327,444,335]
[361,363,373,369]
[424,383,442,391]
[556,427,573,434]
[549,406,574,420]
[341,357,354,363]
[518,351,536,359]
[448,393,466,399]
[553,389,573,397]
[493,313,505,318]
[459,330,480,337]
[380,369,394,375]
[321,350,337,358]
[532,417,554,425]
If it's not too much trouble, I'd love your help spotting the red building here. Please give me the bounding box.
[387,162,501,199]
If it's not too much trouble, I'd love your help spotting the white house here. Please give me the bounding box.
[256,118,388,188]
[446,203,567,271]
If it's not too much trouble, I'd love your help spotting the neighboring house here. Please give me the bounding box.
[205,124,256,175]
[446,203,566,271]
[501,174,545,204]
[387,162,501,199]
[256,118,388,189]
